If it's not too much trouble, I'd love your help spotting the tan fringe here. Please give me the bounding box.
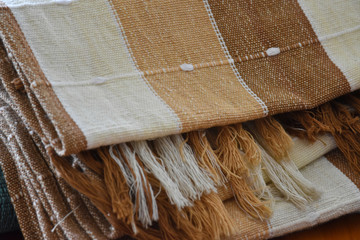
[342,91,360,113]
[78,150,104,176]
[187,131,226,184]
[53,147,237,240]
[183,192,236,239]
[281,99,360,173]
[114,144,158,227]
[234,124,261,166]
[97,147,133,224]
[154,177,235,240]
[49,150,163,240]
[318,102,360,173]
[215,126,272,219]
[233,124,273,203]
[215,126,248,174]
[253,116,293,161]
[280,111,330,141]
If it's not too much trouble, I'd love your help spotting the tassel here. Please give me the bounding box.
[145,172,234,240]
[215,126,272,219]
[234,124,262,166]
[152,170,235,240]
[187,131,226,185]
[342,91,360,113]
[78,150,104,176]
[234,124,273,203]
[49,151,162,240]
[279,111,330,141]
[153,135,215,200]
[317,102,360,173]
[112,144,158,228]
[131,140,190,208]
[259,143,318,208]
[280,100,360,173]
[252,116,293,161]
[182,192,236,239]
[97,147,133,224]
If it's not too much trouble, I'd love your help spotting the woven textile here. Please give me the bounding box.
[0,0,359,239]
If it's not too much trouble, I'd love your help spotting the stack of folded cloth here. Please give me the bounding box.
[0,0,359,239]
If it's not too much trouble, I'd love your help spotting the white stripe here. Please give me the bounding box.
[298,0,360,91]
[8,0,181,149]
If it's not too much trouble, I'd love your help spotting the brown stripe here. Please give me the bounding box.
[0,3,87,155]
[0,141,42,240]
[207,0,350,115]
[109,0,265,132]
[326,149,360,189]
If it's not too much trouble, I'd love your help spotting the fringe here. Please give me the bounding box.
[280,95,360,173]
[187,131,226,185]
[57,149,238,240]
[131,140,190,208]
[153,172,235,240]
[153,135,216,201]
[97,147,133,224]
[182,192,236,239]
[234,124,261,166]
[214,126,272,219]
[259,144,318,208]
[51,95,360,237]
[252,116,293,161]
[234,124,273,205]
[49,150,162,240]
[111,144,158,228]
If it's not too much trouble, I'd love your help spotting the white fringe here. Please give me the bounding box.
[199,131,227,185]
[109,144,158,228]
[248,163,273,206]
[154,135,216,200]
[259,143,318,208]
[119,144,158,225]
[131,140,191,208]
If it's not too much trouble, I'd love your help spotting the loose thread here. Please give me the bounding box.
[51,205,80,233]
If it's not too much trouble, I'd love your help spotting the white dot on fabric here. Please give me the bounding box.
[266,47,281,56]
[180,63,194,71]
[56,0,74,5]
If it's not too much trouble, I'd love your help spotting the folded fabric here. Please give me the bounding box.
[0,0,359,239]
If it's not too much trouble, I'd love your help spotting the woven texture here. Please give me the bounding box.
[0,1,359,240]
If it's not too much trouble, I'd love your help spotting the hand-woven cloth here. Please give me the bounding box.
[0,1,359,240]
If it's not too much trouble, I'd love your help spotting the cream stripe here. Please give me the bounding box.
[298,0,360,91]
[6,0,181,148]
[268,156,360,237]
[202,0,269,116]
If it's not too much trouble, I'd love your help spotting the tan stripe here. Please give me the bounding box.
[109,0,265,132]
[0,4,87,155]
[207,0,350,115]
[223,199,270,240]
[326,149,360,189]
